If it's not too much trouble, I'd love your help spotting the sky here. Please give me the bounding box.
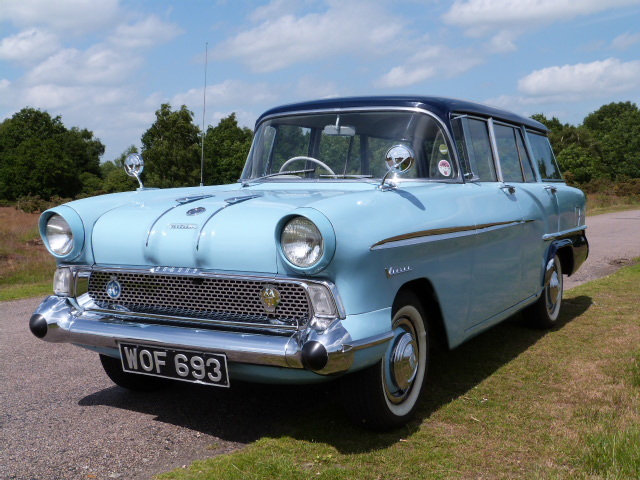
[1,0,640,162]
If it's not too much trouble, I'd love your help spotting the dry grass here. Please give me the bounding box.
[0,207,55,300]
[586,193,640,215]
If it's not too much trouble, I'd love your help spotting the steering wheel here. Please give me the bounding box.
[279,156,337,177]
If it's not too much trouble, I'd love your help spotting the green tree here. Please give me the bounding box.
[141,104,201,188]
[531,113,605,184]
[0,108,104,200]
[582,101,640,179]
[203,113,253,185]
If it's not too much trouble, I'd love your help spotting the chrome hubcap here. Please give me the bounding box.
[384,315,420,404]
[391,332,418,390]
[545,259,562,318]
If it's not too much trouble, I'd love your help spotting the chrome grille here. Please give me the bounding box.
[87,271,311,328]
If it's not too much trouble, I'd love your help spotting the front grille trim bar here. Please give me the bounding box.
[78,266,323,332]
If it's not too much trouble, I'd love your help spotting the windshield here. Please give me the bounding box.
[241,110,457,182]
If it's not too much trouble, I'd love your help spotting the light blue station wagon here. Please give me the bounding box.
[30,96,588,430]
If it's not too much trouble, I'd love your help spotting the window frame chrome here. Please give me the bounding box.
[244,106,465,184]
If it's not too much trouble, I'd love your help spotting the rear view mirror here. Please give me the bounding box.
[323,124,356,136]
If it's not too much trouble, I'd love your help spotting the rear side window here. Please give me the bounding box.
[527,132,563,180]
[452,117,497,182]
[493,124,524,183]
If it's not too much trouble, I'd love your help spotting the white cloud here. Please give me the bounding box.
[249,0,309,23]
[25,46,142,86]
[0,28,60,63]
[295,75,340,100]
[377,44,484,88]
[209,110,257,130]
[0,0,120,35]
[215,1,404,72]
[612,31,640,49]
[108,15,183,49]
[171,80,277,109]
[21,84,132,110]
[518,58,640,99]
[443,0,640,36]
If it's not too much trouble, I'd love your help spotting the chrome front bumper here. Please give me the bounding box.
[30,296,392,376]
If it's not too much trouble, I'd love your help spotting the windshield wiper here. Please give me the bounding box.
[241,169,315,187]
[319,174,374,179]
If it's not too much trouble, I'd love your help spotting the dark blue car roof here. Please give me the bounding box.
[257,96,548,132]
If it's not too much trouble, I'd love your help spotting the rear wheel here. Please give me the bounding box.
[341,291,428,430]
[523,254,563,329]
[99,354,171,392]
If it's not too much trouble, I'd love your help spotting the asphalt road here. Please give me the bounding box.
[2,209,640,480]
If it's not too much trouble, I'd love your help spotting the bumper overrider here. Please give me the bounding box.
[29,266,393,377]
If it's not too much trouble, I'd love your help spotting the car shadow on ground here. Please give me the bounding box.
[78,295,593,454]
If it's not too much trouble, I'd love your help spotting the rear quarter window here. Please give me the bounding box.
[527,131,563,180]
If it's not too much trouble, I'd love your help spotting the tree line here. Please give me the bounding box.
[532,101,640,193]
[0,103,253,207]
[1,101,639,209]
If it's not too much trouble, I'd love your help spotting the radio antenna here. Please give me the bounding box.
[200,42,208,187]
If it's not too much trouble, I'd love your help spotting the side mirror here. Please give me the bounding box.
[380,145,414,189]
[124,153,145,189]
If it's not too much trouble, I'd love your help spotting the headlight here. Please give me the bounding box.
[46,214,74,256]
[281,217,324,268]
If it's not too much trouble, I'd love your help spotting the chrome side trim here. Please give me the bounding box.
[344,331,394,351]
[542,226,588,241]
[370,220,523,250]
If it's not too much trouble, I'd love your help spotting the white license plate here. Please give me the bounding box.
[118,342,229,387]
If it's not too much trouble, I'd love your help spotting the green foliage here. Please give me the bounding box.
[203,113,253,185]
[14,195,72,213]
[141,103,202,188]
[533,101,640,186]
[0,108,104,201]
[583,101,640,179]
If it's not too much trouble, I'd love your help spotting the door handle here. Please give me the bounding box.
[544,185,558,194]
[501,184,516,194]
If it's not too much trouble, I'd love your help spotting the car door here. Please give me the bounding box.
[453,117,527,328]
[525,130,585,234]
[490,122,549,299]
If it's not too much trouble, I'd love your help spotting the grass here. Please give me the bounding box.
[586,193,640,215]
[156,262,640,480]
[0,207,55,301]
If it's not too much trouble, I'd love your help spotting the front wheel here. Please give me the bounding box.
[99,354,171,392]
[523,254,563,329]
[341,291,429,430]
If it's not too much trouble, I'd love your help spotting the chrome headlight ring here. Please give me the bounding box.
[39,207,85,260]
[277,210,336,274]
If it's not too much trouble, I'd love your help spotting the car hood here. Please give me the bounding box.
[90,186,348,273]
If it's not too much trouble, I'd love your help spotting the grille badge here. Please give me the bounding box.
[260,286,281,313]
[106,277,122,299]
